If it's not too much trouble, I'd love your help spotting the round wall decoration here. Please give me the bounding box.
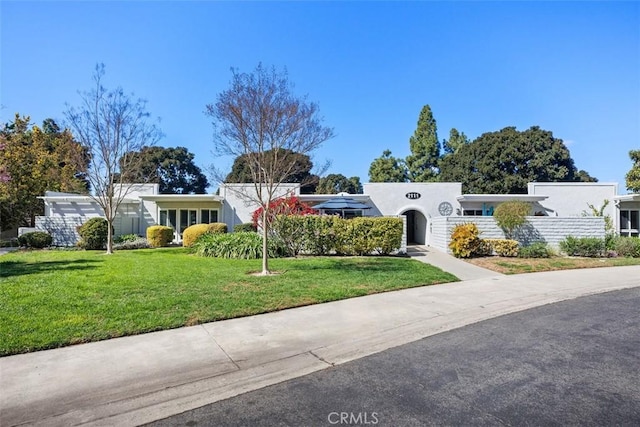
[438,201,453,216]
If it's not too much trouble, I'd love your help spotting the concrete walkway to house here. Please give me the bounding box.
[2,263,638,427]
[407,244,503,280]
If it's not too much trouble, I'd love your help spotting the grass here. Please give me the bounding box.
[0,248,457,356]
[466,255,640,274]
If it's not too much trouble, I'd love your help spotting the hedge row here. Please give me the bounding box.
[272,215,403,256]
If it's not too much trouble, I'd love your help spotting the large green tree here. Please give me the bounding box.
[626,149,640,193]
[442,128,470,155]
[120,146,208,194]
[405,105,440,182]
[316,173,362,194]
[0,114,89,230]
[368,149,408,182]
[439,126,597,194]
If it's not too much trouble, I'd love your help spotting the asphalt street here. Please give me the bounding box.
[149,287,640,427]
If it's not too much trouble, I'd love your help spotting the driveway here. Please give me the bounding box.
[150,287,640,426]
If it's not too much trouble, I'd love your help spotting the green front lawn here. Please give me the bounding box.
[0,248,457,356]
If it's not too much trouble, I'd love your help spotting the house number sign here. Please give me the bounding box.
[405,192,421,200]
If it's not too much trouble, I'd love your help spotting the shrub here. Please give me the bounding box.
[146,225,174,248]
[113,237,151,250]
[193,232,284,259]
[559,236,605,257]
[114,234,139,244]
[301,215,340,256]
[449,223,482,258]
[77,217,111,250]
[493,201,530,239]
[272,214,308,256]
[234,223,257,233]
[369,217,403,255]
[182,223,227,247]
[271,215,403,256]
[613,236,640,258]
[17,231,53,249]
[518,242,551,258]
[484,239,520,257]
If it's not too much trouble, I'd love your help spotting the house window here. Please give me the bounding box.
[179,209,198,234]
[463,210,483,216]
[201,209,219,224]
[620,210,639,237]
[159,209,177,230]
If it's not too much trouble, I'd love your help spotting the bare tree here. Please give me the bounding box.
[206,63,334,275]
[65,64,162,254]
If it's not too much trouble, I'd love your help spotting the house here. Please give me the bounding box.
[30,181,638,251]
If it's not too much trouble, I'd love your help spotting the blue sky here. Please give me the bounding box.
[2,1,638,193]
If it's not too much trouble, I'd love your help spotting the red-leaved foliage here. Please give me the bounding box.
[252,196,318,229]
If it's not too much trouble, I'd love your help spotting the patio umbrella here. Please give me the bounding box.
[313,196,371,217]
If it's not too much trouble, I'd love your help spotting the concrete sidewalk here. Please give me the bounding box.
[2,266,639,427]
[407,245,502,280]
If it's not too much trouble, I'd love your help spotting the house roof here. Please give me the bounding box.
[613,194,640,202]
[39,195,139,204]
[139,194,223,202]
[456,194,548,203]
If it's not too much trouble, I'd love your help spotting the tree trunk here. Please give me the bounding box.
[106,217,114,255]
[261,207,269,275]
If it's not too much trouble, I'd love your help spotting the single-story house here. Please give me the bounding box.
[28,181,638,252]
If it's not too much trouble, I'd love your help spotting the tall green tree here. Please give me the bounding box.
[439,126,597,194]
[120,146,208,194]
[405,105,440,182]
[0,114,89,231]
[316,173,363,194]
[442,128,470,155]
[206,63,334,275]
[368,149,408,182]
[626,149,640,193]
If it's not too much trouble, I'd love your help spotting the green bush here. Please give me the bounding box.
[559,236,605,257]
[301,215,340,256]
[114,234,139,244]
[613,236,640,258]
[449,223,482,258]
[493,201,530,239]
[77,217,111,250]
[146,225,174,248]
[193,232,284,259]
[234,223,257,233]
[272,215,308,256]
[113,237,151,250]
[17,231,53,249]
[182,223,227,247]
[271,215,403,256]
[369,217,404,255]
[518,242,551,258]
[484,239,520,257]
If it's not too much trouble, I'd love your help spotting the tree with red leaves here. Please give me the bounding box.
[252,196,317,230]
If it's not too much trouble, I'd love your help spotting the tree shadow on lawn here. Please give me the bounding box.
[284,257,409,273]
[0,259,103,279]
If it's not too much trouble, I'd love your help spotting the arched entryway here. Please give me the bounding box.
[402,209,427,245]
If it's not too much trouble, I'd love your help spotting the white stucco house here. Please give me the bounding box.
[29,181,639,251]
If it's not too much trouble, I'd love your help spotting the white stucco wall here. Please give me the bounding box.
[528,182,617,223]
[220,183,301,231]
[363,183,462,216]
[431,216,605,253]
